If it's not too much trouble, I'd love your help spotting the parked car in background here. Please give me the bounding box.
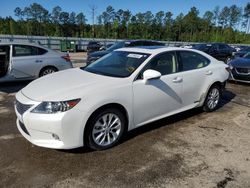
[87,41,102,54]
[0,43,73,82]
[15,47,229,150]
[86,40,166,65]
[192,43,235,63]
[232,46,250,58]
[228,52,250,83]
[99,43,115,51]
[183,44,195,49]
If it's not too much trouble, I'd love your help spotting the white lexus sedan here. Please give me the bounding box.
[14,47,229,150]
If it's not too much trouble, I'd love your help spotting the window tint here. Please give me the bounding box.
[13,45,47,57]
[37,47,47,55]
[179,51,210,71]
[143,52,177,76]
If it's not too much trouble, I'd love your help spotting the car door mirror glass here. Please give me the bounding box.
[143,69,161,81]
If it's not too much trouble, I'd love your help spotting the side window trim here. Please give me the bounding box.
[134,51,179,81]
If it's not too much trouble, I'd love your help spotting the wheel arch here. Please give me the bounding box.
[199,80,226,107]
[83,103,129,143]
[39,65,58,77]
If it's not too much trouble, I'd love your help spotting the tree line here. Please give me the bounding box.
[0,3,250,43]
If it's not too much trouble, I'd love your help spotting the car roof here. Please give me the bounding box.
[0,42,49,49]
[116,46,187,55]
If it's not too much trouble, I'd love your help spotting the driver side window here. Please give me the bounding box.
[139,52,177,79]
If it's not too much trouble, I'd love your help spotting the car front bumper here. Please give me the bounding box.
[14,91,90,149]
[229,68,250,83]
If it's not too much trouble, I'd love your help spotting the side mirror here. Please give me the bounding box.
[143,69,161,81]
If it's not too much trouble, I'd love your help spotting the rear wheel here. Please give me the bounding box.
[39,67,57,77]
[203,85,222,112]
[85,108,125,150]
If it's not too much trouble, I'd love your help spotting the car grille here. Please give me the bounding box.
[15,100,33,115]
[19,121,30,135]
[235,68,250,74]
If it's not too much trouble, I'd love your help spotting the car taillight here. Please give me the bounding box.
[61,54,71,62]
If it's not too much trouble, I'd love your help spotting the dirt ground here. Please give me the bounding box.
[0,81,250,188]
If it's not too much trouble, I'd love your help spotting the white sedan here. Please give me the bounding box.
[0,43,73,82]
[14,47,229,150]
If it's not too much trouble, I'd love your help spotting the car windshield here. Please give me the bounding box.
[84,51,150,78]
[106,41,125,51]
[243,52,250,59]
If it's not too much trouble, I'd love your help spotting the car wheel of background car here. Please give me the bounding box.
[39,67,58,77]
[203,84,222,112]
[85,108,126,150]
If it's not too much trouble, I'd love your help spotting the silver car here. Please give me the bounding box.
[0,43,73,82]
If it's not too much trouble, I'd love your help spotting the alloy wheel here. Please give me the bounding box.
[42,69,55,76]
[207,88,220,110]
[92,113,122,147]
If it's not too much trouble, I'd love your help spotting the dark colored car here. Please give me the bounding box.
[233,46,250,58]
[99,43,115,51]
[86,40,166,65]
[192,43,235,63]
[228,52,250,83]
[87,41,102,54]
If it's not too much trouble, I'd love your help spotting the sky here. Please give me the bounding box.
[0,0,249,22]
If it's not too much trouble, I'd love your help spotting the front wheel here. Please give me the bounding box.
[85,108,126,150]
[203,85,222,112]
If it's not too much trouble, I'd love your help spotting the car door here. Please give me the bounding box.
[133,51,183,126]
[177,50,211,108]
[0,45,10,77]
[11,45,47,78]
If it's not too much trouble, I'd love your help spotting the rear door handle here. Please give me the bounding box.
[172,77,183,83]
[35,60,43,63]
[206,70,213,75]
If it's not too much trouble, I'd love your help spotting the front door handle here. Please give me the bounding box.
[206,70,213,75]
[35,60,43,63]
[172,77,183,83]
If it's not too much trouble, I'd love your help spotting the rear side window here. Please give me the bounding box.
[179,51,210,71]
[13,45,47,57]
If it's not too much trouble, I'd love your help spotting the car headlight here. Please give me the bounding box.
[31,99,81,114]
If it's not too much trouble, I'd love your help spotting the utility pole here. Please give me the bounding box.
[246,18,250,34]
[89,5,97,38]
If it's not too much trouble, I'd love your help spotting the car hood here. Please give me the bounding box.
[21,68,123,101]
[230,58,250,68]
[89,50,110,57]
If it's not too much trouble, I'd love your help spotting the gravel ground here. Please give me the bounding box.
[0,81,249,188]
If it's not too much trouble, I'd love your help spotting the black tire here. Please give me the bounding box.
[39,67,57,77]
[85,108,126,150]
[203,84,222,112]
